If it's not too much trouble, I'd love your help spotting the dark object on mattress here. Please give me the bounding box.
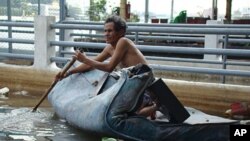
[148,78,190,123]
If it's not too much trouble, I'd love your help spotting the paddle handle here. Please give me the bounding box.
[32,58,76,112]
[61,58,76,76]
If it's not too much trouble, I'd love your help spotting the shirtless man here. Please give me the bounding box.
[56,15,157,118]
[69,16,146,73]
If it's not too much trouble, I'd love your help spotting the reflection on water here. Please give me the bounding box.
[0,107,101,141]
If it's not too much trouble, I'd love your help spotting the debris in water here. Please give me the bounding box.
[0,87,9,96]
[12,90,29,96]
[8,135,36,141]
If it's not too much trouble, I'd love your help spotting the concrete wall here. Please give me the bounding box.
[0,63,57,95]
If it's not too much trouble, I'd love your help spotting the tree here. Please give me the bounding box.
[87,0,107,21]
[225,0,232,23]
[112,7,120,16]
[11,0,24,8]
[0,0,56,16]
[130,13,140,22]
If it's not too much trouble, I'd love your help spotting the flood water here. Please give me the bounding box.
[0,86,244,141]
[0,90,101,141]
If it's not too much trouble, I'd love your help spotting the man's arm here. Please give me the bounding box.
[55,46,111,81]
[75,38,128,72]
[70,47,111,73]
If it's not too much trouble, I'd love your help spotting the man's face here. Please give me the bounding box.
[104,22,122,44]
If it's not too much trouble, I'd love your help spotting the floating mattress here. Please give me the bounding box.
[48,63,236,141]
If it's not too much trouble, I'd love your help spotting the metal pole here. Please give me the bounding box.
[59,0,66,57]
[222,34,229,84]
[59,0,66,22]
[7,0,12,53]
[170,0,174,22]
[145,0,149,23]
[38,0,41,15]
[135,32,139,44]
[225,0,232,23]
[212,0,217,20]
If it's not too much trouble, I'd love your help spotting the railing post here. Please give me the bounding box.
[64,17,75,58]
[204,20,223,61]
[33,16,56,70]
[135,32,139,44]
[7,0,12,53]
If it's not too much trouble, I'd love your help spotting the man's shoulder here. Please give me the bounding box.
[118,37,130,42]
[118,37,134,46]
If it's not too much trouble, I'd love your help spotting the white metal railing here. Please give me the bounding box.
[0,16,250,84]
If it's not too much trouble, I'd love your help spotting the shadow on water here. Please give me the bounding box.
[0,107,101,141]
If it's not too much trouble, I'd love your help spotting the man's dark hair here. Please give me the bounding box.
[105,15,127,32]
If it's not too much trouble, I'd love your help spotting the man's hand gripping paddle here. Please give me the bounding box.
[32,58,76,112]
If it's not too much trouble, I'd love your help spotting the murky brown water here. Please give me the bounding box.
[0,91,101,141]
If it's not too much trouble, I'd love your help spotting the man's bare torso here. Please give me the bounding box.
[106,38,147,68]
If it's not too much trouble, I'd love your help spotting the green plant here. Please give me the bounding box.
[130,13,140,22]
[87,0,107,21]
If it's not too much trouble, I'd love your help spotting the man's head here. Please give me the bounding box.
[104,15,127,44]
[105,15,127,33]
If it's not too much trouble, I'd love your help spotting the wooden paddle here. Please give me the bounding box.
[32,58,76,112]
